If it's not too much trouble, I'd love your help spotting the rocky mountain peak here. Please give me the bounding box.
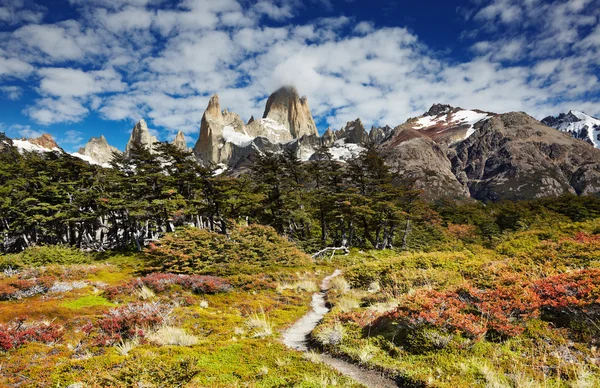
[28,133,59,150]
[173,131,188,151]
[542,110,600,149]
[335,118,368,145]
[205,94,221,118]
[425,104,456,117]
[76,135,121,165]
[125,119,158,156]
[263,86,318,138]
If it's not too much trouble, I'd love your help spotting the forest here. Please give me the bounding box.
[3,132,599,256]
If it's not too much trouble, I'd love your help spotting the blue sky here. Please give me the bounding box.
[0,0,599,152]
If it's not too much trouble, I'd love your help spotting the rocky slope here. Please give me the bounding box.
[450,112,600,200]
[380,128,470,200]
[542,110,600,149]
[125,119,157,156]
[73,135,121,166]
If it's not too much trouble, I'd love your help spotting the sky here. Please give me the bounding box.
[0,0,599,152]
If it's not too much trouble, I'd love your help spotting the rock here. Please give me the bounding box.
[450,112,600,201]
[28,134,59,150]
[76,135,121,165]
[125,119,158,156]
[542,110,600,148]
[193,94,247,165]
[263,86,318,139]
[424,103,455,117]
[172,131,188,151]
[381,128,470,200]
[322,127,336,147]
[335,119,369,145]
[369,125,394,145]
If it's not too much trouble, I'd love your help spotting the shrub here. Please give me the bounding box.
[145,225,312,275]
[0,246,92,269]
[0,319,63,351]
[85,302,173,345]
[0,275,55,300]
[104,273,231,300]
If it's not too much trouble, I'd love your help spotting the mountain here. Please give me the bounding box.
[450,112,600,200]
[262,86,319,138]
[542,110,600,148]
[193,87,320,168]
[380,128,470,200]
[125,119,158,156]
[11,133,61,153]
[173,131,189,151]
[397,104,495,145]
[73,135,121,166]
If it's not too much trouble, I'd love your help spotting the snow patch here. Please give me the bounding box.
[413,109,492,139]
[71,152,112,168]
[12,139,61,153]
[222,126,253,147]
[329,139,365,161]
[557,111,600,149]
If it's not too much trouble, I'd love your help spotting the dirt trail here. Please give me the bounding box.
[282,270,399,388]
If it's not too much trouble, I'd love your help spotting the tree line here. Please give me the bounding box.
[2,131,600,254]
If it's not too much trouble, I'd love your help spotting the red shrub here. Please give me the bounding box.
[0,319,63,351]
[87,302,172,345]
[104,273,231,300]
[534,269,600,311]
[379,269,600,341]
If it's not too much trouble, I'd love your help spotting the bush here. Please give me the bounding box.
[0,319,63,351]
[0,246,92,269]
[145,225,312,275]
[104,273,231,300]
[85,302,173,345]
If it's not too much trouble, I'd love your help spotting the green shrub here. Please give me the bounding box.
[145,225,312,275]
[0,246,92,269]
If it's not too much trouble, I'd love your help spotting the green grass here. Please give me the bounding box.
[61,295,116,310]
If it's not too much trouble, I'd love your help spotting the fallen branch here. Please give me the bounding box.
[311,246,349,259]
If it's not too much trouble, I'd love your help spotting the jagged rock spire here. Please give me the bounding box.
[125,119,158,156]
[263,86,318,138]
[173,131,188,151]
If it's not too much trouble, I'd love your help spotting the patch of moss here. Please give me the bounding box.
[61,295,115,310]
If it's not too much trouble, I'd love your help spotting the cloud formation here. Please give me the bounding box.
[0,0,599,140]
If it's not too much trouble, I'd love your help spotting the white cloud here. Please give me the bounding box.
[25,97,89,125]
[0,0,599,137]
[0,0,45,25]
[0,55,34,78]
[0,85,23,100]
[38,67,126,97]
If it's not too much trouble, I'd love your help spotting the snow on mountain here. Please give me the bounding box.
[12,139,61,153]
[222,125,254,148]
[413,109,493,140]
[70,152,112,168]
[328,139,366,161]
[542,110,600,149]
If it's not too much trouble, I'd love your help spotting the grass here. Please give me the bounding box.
[61,295,116,310]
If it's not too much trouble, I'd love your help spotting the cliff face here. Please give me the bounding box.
[263,86,318,139]
[193,87,319,167]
